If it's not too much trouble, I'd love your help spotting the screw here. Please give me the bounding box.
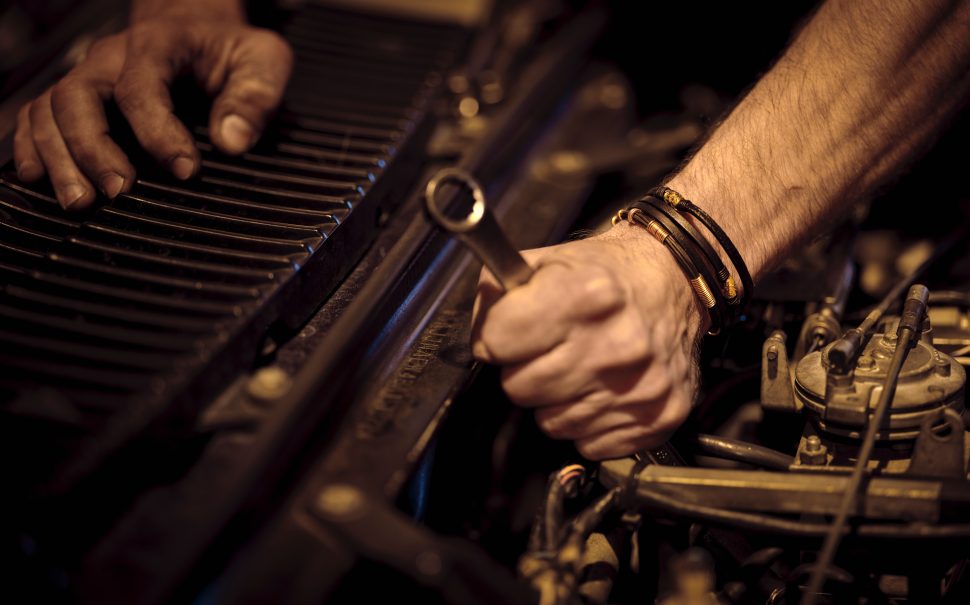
[857,356,875,370]
[805,435,822,453]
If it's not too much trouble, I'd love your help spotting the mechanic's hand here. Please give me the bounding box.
[471,227,705,460]
[14,16,293,210]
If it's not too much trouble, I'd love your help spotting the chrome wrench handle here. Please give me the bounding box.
[424,167,534,291]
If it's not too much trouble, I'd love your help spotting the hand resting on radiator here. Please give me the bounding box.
[13,3,293,211]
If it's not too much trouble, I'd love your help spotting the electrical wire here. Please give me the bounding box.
[800,285,926,605]
[827,226,965,372]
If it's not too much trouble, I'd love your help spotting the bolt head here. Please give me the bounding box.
[316,484,364,520]
[247,366,291,402]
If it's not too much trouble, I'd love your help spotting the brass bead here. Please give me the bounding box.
[723,276,738,300]
[645,220,670,243]
[689,276,717,308]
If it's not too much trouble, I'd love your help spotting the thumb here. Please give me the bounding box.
[208,29,293,155]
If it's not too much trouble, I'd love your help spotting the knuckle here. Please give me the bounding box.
[609,328,651,367]
[478,322,506,359]
[253,29,294,60]
[112,77,142,112]
[574,267,624,314]
[48,80,78,113]
[17,103,31,124]
[27,96,48,125]
[86,35,117,56]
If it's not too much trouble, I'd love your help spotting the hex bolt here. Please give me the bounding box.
[857,356,875,370]
[316,484,365,521]
[246,366,291,403]
[800,435,827,465]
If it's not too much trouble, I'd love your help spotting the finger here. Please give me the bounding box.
[574,424,672,461]
[531,359,673,437]
[470,267,505,361]
[474,261,625,364]
[572,390,691,460]
[14,105,45,182]
[114,29,199,178]
[500,313,652,406]
[208,29,293,154]
[28,91,96,209]
[51,76,135,198]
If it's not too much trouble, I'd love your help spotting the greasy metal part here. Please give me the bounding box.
[802,286,928,605]
[794,307,842,362]
[576,532,621,605]
[827,227,966,373]
[795,324,965,440]
[598,459,970,524]
[761,330,797,413]
[309,484,536,605]
[797,435,829,466]
[245,366,292,404]
[907,408,967,478]
[424,167,534,290]
[694,434,794,471]
[659,548,718,605]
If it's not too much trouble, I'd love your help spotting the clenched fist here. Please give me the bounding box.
[472,226,706,460]
[14,10,293,210]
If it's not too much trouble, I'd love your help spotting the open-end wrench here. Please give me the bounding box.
[424,167,534,291]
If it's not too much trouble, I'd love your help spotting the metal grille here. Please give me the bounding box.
[0,4,464,493]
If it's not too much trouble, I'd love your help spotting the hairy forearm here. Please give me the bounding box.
[130,0,245,22]
[666,0,970,282]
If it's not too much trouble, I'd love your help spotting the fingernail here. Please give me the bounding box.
[220,114,254,154]
[171,156,195,180]
[100,173,125,198]
[61,184,86,209]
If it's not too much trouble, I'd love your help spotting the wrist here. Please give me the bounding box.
[663,171,768,285]
[131,0,245,23]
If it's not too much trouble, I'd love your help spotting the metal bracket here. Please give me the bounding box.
[906,408,967,479]
[761,331,797,413]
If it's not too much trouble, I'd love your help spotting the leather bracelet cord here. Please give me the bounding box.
[636,196,738,304]
[635,202,729,334]
[613,205,726,335]
[650,185,754,312]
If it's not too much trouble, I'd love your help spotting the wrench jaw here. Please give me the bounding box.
[424,167,487,233]
[424,167,535,291]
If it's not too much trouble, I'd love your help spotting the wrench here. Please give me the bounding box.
[424,167,534,291]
